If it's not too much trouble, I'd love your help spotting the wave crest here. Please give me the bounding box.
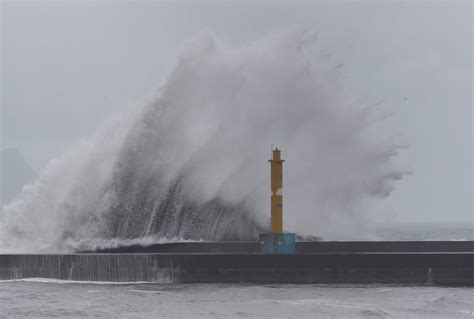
[1,28,408,252]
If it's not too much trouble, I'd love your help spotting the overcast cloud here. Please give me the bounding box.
[1,1,472,223]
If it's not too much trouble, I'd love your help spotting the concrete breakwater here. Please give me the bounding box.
[87,240,474,254]
[0,254,178,283]
[1,242,473,285]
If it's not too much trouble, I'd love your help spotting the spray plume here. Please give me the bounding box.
[0,28,408,252]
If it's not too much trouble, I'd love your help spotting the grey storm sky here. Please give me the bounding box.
[1,1,472,223]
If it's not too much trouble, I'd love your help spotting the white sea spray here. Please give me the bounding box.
[0,27,409,252]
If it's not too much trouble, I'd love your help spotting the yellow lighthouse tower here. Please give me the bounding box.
[260,147,296,254]
[269,148,284,233]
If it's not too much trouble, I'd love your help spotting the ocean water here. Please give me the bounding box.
[369,222,474,241]
[0,281,472,319]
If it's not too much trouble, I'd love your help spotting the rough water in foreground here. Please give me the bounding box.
[0,281,472,319]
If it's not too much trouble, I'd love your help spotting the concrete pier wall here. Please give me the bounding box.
[1,251,473,285]
[0,254,179,283]
[87,241,474,254]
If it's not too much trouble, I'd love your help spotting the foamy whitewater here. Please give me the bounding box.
[0,28,409,252]
[1,282,472,319]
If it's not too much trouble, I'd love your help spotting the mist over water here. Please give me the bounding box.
[0,28,408,252]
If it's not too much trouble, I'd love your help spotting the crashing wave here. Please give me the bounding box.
[0,27,408,252]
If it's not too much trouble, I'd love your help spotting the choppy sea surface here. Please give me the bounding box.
[1,223,473,318]
[0,281,472,319]
[369,222,474,241]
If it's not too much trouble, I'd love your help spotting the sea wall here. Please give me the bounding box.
[87,241,474,254]
[0,254,178,283]
[1,252,473,285]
